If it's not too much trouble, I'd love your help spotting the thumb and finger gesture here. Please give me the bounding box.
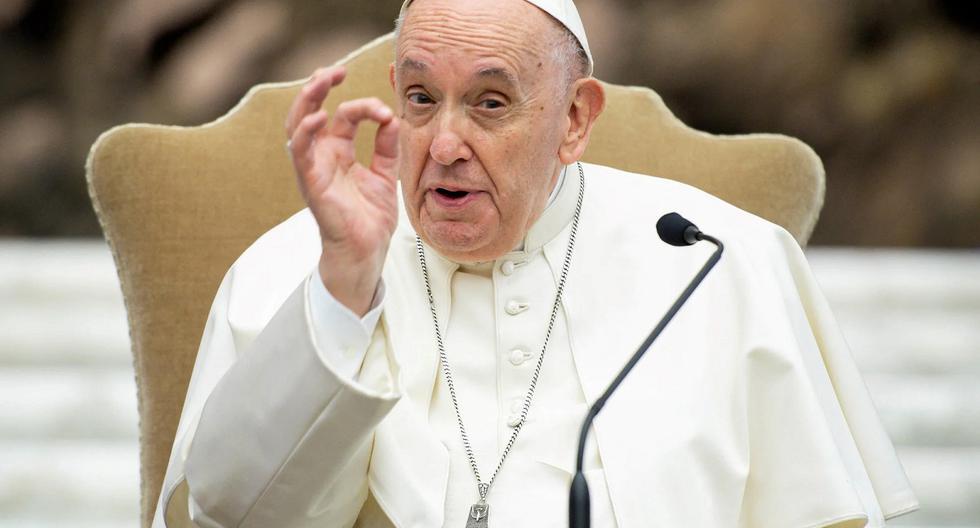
[285,66,401,263]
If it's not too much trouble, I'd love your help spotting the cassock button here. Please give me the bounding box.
[509,348,530,365]
[505,300,529,315]
[501,261,516,276]
[507,414,522,428]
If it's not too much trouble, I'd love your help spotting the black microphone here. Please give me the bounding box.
[657,212,702,246]
[569,213,724,528]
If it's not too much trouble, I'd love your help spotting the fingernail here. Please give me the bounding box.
[378,107,393,119]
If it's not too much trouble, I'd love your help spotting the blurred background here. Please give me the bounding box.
[0,0,977,526]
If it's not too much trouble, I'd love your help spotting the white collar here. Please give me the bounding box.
[517,163,579,254]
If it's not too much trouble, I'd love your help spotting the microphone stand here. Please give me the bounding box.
[568,231,724,528]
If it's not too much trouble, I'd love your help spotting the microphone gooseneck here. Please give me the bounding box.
[568,213,724,528]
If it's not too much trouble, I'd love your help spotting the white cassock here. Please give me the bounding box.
[152,162,918,528]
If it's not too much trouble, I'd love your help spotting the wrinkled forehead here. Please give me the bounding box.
[396,0,552,83]
[399,0,593,75]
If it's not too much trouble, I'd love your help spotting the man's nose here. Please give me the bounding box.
[429,111,473,166]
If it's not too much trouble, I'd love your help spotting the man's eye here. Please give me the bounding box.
[479,99,505,110]
[407,93,433,105]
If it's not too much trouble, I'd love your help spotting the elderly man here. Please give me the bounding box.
[153,0,917,526]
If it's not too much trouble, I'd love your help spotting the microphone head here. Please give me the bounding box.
[657,212,700,246]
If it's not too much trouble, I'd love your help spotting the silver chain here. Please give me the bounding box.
[415,162,585,504]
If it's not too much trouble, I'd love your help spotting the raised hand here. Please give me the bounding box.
[285,66,400,316]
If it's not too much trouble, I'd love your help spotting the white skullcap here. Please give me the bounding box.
[399,0,593,75]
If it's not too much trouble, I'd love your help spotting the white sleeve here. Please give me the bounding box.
[307,268,385,381]
[152,265,401,528]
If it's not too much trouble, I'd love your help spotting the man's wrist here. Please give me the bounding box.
[318,254,382,317]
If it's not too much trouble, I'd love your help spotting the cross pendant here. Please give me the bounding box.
[465,502,489,528]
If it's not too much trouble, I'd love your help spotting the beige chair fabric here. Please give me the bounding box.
[86,33,824,527]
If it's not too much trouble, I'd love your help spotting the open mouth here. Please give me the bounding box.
[435,188,470,199]
[428,183,486,211]
[430,187,481,208]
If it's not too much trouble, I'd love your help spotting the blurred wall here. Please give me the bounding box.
[0,0,977,246]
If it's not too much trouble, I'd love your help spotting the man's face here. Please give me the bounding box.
[394,0,570,262]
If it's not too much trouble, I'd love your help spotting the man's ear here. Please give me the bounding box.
[389,62,396,92]
[558,78,605,165]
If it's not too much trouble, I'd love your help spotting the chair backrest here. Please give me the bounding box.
[86,32,824,527]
